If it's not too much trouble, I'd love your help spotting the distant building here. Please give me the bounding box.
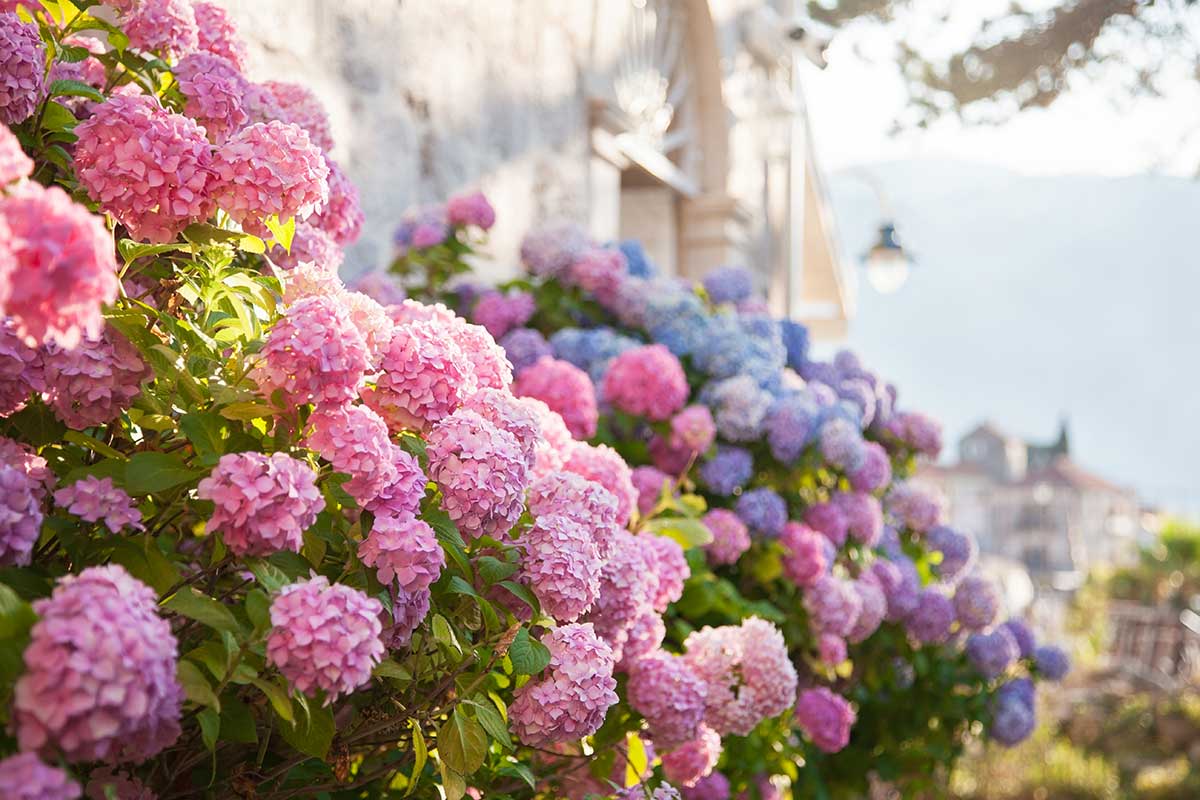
[918,420,1143,590]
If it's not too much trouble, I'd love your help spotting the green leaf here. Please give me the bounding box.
[373,659,412,682]
[63,430,128,462]
[197,708,220,752]
[178,660,221,711]
[276,702,334,759]
[446,575,478,599]
[465,699,512,750]
[163,587,242,634]
[645,517,713,549]
[497,763,536,791]
[264,215,296,252]
[219,402,274,422]
[508,627,551,675]
[125,452,204,495]
[0,583,36,686]
[58,44,93,63]
[496,580,539,617]
[245,558,290,593]
[117,239,183,264]
[6,401,66,446]
[476,556,517,585]
[438,708,487,775]
[107,536,182,595]
[40,101,78,133]
[405,720,427,797]
[251,677,293,724]
[439,761,466,800]
[218,692,258,744]
[430,613,462,655]
[244,589,271,633]
[180,411,229,466]
[48,78,105,103]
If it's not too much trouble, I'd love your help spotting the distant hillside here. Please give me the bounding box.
[826,160,1200,517]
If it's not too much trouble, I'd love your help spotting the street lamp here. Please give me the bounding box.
[863,221,912,294]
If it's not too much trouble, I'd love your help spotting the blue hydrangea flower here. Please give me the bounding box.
[618,240,656,278]
[645,283,709,357]
[698,446,754,496]
[1034,645,1070,681]
[990,686,1036,746]
[500,328,553,374]
[702,375,772,442]
[735,487,787,538]
[837,378,877,430]
[818,416,867,472]
[999,619,1036,659]
[702,265,754,304]
[765,391,819,464]
[967,629,1019,679]
[781,320,810,371]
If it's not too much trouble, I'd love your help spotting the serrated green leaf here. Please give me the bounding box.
[0,583,36,686]
[497,580,539,617]
[6,401,66,446]
[498,762,536,791]
[438,708,487,775]
[180,411,228,466]
[107,536,182,595]
[48,78,105,103]
[40,101,78,133]
[373,659,412,681]
[476,555,517,585]
[219,402,274,422]
[125,451,204,495]
[276,702,333,758]
[465,699,512,750]
[178,660,221,711]
[163,587,242,634]
[245,558,290,593]
[508,627,551,675]
[439,761,466,800]
[63,430,128,462]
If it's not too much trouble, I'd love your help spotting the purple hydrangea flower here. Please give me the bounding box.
[699,446,753,496]
[990,684,1036,746]
[499,327,553,373]
[806,575,862,638]
[906,590,954,645]
[1034,645,1071,681]
[926,525,977,583]
[0,753,80,800]
[735,488,787,539]
[627,650,707,750]
[704,375,772,442]
[765,392,818,464]
[953,575,1001,631]
[702,265,753,304]
[795,687,856,754]
[967,628,1019,679]
[1000,618,1037,659]
[818,417,866,472]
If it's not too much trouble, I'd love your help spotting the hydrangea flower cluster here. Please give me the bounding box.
[0,15,45,125]
[683,618,798,736]
[0,125,32,185]
[519,512,604,621]
[425,408,529,539]
[74,95,215,243]
[359,512,444,594]
[470,289,535,339]
[513,356,598,440]
[263,81,335,151]
[120,0,199,57]
[198,452,325,557]
[193,0,249,69]
[14,565,183,763]
[363,318,477,431]
[602,344,689,421]
[312,158,366,246]
[701,509,750,566]
[254,294,369,409]
[508,623,618,746]
[662,725,722,788]
[0,183,119,347]
[41,330,148,429]
[627,650,707,750]
[562,442,638,527]
[0,753,80,800]
[54,476,144,533]
[795,688,856,754]
[0,463,42,566]
[266,575,384,701]
[173,52,250,144]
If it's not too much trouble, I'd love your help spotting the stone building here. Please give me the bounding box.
[919,421,1144,588]
[220,0,853,337]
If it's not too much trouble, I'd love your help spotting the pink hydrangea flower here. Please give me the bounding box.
[198,452,325,557]
[632,465,671,517]
[74,95,215,243]
[795,688,856,753]
[0,753,80,800]
[683,617,798,736]
[365,445,428,518]
[359,512,444,595]
[906,589,955,645]
[212,121,330,236]
[0,433,52,498]
[618,608,667,671]
[522,396,573,479]
[584,530,659,662]
[14,565,183,763]
[562,441,637,527]
[311,157,365,246]
[818,633,847,666]
[0,184,119,347]
[470,289,535,340]
[0,318,42,417]
[0,15,46,125]
[833,491,883,547]
[681,772,730,800]
[806,575,862,638]
[426,408,529,539]
[121,0,198,57]
[702,509,750,566]
[305,402,395,503]
[341,290,393,365]
[603,344,688,421]
[670,405,716,457]
[628,650,707,750]
[885,410,943,458]
[362,319,477,432]
[54,476,144,533]
[382,585,431,650]
[263,81,334,151]
[254,294,369,408]
[513,356,597,440]
[527,471,620,557]
[271,224,345,275]
[661,725,721,788]
[266,575,384,702]
[508,623,618,746]
[461,387,543,467]
[780,522,830,587]
[446,190,495,230]
[804,500,848,547]
[173,52,249,143]
[41,329,149,429]
[519,512,603,621]
[277,259,343,305]
[642,533,689,612]
[849,441,892,492]
[0,124,32,184]
[885,481,944,533]
[0,463,41,566]
[193,0,248,70]
[566,246,626,306]
[848,576,887,643]
[84,767,154,800]
[445,315,513,391]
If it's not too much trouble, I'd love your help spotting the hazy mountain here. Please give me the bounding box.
[826,160,1199,517]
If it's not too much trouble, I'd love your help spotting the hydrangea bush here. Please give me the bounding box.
[401,219,1074,796]
[0,3,1070,799]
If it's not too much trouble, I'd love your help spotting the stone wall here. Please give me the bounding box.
[222,0,598,282]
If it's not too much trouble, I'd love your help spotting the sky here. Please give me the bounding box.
[803,0,1200,177]
[795,2,1200,517]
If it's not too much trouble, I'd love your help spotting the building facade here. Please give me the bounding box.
[220,0,852,336]
[919,421,1144,588]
